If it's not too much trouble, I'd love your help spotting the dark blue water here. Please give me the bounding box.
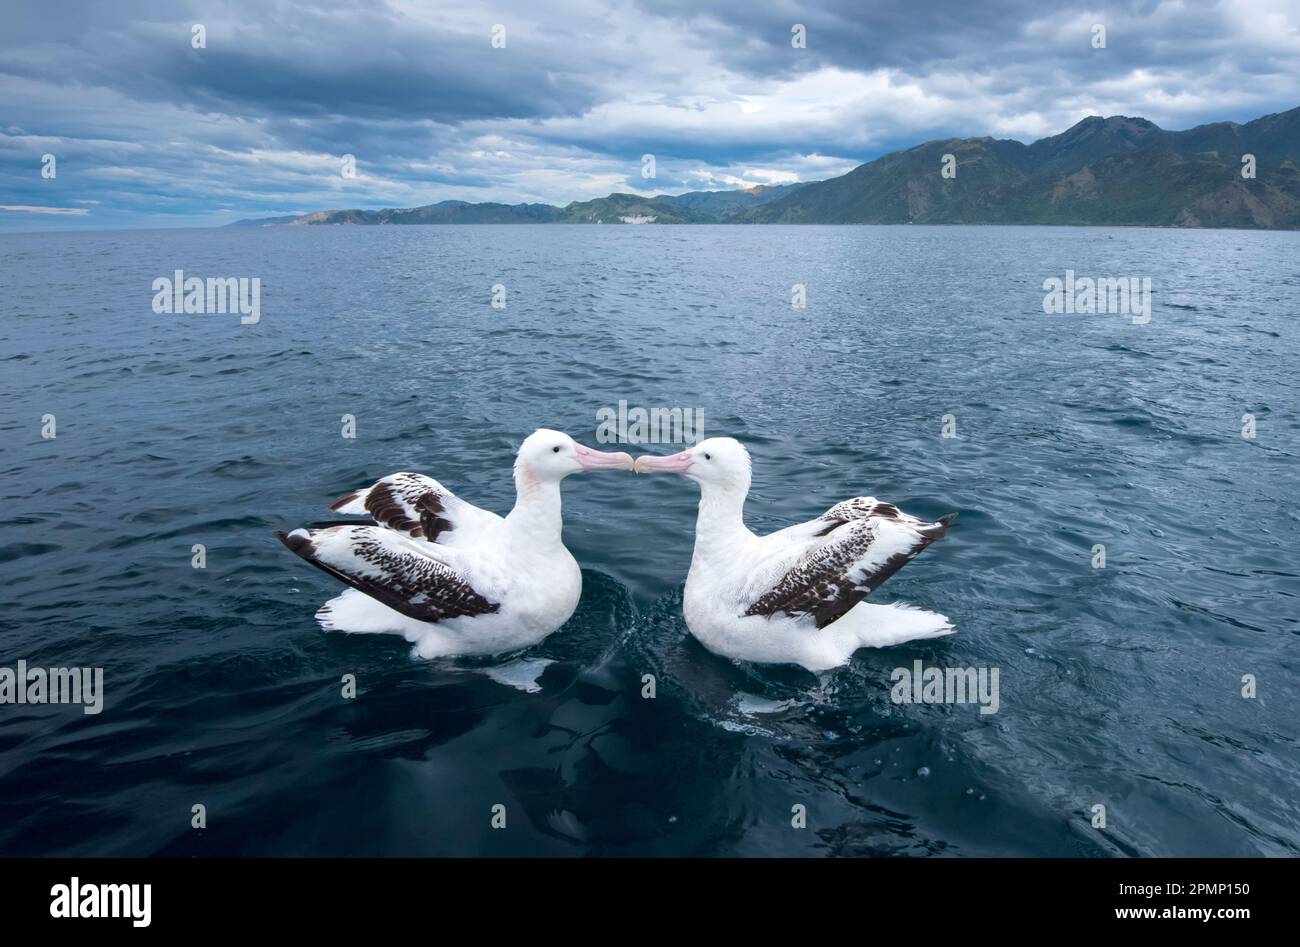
[1,224,1297,856]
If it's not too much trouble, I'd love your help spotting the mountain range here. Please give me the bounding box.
[231,107,1300,229]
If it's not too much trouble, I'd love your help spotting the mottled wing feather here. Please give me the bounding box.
[815,497,915,535]
[277,525,498,624]
[746,508,953,629]
[329,472,497,545]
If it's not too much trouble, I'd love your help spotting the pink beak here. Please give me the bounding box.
[574,443,635,471]
[633,450,693,474]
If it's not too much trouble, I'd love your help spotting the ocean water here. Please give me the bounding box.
[1,223,1297,857]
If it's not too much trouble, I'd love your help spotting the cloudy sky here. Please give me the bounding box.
[2,0,1298,230]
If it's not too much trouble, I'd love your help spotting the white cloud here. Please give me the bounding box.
[0,205,89,215]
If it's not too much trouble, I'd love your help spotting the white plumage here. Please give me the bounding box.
[278,430,633,659]
[636,437,956,672]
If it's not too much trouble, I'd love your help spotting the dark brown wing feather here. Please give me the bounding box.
[746,512,953,629]
[330,472,457,542]
[277,525,498,624]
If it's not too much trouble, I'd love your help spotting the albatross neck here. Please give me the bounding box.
[693,482,752,558]
[506,468,565,545]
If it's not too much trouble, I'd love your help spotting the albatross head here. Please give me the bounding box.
[633,437,752,493]
[516,429,634,482]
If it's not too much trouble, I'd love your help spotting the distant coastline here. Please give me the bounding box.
[231,107,1300,231]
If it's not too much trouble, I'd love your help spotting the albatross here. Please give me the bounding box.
[635,437,956,672]
[277,430,633,659]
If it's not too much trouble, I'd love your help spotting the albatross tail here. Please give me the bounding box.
[840,601,955,648]
[315,587,429,635]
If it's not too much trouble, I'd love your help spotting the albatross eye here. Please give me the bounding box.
[704,453,712,460]
[552,446,561,453]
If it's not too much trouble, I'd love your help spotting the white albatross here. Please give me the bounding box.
[635,437,956,672]
[277,430,633,659]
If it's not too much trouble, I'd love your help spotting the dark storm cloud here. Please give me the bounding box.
[637,0,1299,83]
[4,1,603,122]
[1,0,1297,228]
[634,0,1042,73]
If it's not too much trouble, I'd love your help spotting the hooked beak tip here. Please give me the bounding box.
[634,451,691,475]
[576,446,635,471]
